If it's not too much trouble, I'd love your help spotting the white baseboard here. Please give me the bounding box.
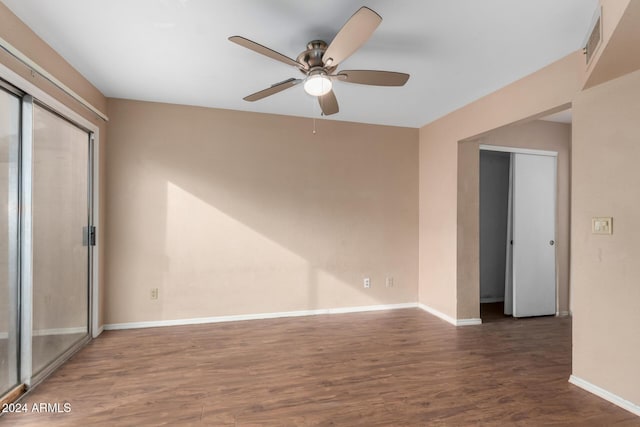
[480,297,504,303]
[418,303,457,325]
[104,302,419,331]
[569,375,640,416]
[556,311,571,317]
[417,303,482,326]
[456,318,483,326]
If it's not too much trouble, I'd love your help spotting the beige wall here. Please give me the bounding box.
[458,121,571,319]
[0,3,108,327]
[572,68,640,406]
[419,52,582,319]
[105,99,418,324]
[418,0,640,408]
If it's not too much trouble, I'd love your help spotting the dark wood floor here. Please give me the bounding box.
[480,301,514,323]
[2,308,638,426]
[1,333,86,395]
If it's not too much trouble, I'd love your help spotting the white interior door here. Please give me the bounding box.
[512,153,556,317]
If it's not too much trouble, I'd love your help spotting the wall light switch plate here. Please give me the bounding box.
[592,217,612,234]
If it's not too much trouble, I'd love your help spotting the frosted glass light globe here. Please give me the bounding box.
[304,74,332,96]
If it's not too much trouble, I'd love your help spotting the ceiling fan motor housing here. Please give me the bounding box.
[297,40,336,74]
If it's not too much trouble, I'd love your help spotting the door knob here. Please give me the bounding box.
[549,240,555,246]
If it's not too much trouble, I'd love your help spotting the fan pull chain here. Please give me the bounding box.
[311,92,319,135]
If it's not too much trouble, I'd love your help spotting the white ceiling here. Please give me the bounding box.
[2,0,598,128]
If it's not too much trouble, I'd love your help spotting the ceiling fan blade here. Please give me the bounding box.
[322,7,382,67]
[243,78,303,102]
[229,36,306,69]
[338,70,410,86]
[318,90,339,115]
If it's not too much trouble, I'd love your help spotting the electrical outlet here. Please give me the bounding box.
[363,277,371,288]
[150,288,159,300]
[386,277,394,288]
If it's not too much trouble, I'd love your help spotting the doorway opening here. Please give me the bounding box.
[456,112,573,324]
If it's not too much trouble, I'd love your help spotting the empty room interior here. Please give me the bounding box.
[1,0,639,425]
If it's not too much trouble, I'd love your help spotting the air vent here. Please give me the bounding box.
[583,9,602,64]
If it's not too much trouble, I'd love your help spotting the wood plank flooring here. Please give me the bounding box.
[480,301,513,324]
[1,308,638,426]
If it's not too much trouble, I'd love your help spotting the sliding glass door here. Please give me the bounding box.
[30,103,91,377]
[0,79,93,396]
[0,86,20,396]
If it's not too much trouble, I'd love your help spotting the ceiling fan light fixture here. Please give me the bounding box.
[231,7,408,116]
[304,73,332,96]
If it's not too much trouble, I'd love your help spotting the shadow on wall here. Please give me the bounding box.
[105,100,419,324]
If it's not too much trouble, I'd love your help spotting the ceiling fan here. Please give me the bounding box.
[229,6,410,116]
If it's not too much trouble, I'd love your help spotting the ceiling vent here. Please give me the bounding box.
[583,7,602,65]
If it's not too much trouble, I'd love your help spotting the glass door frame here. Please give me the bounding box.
[0,59,101,392]
[0,79,23,397]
